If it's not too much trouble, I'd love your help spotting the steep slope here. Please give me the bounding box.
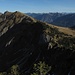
[52,13,75,27]
[0,11,36,36]
[50,24,75,37]
[0,11,75,75]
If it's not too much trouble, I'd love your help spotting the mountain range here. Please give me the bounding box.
[52,13,75,27]
[26,13,65,23]
[0,11,75,75]
[26,13,75,28]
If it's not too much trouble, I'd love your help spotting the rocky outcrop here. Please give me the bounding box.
[0,11,36,36]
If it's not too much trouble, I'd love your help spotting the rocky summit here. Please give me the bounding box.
[0,11,75,75]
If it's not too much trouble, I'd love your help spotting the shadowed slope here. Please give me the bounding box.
[0,11,75,75]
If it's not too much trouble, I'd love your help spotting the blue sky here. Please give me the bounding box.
[0,0,75,13]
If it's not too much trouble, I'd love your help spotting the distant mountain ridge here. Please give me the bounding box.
[26,13,66,23]
[52,13,75,27]
[26,13,75,27]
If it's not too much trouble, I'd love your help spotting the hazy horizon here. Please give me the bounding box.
[0,0,75,13]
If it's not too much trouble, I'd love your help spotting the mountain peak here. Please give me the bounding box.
[4,10,9,12]
[0,11,36,36]
[4,11,12,16]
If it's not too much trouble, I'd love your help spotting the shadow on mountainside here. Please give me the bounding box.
[0,17,75,75]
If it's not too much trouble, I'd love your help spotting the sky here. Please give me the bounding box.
[0,0,75,13]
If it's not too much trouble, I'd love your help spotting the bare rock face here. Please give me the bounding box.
[0,11,36,36]
[0,11,75,75]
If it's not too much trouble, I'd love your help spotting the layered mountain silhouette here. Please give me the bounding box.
[26,13,65,23]
[52,13,75,27]
[27,13,75,27]
[0,11,75,75]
